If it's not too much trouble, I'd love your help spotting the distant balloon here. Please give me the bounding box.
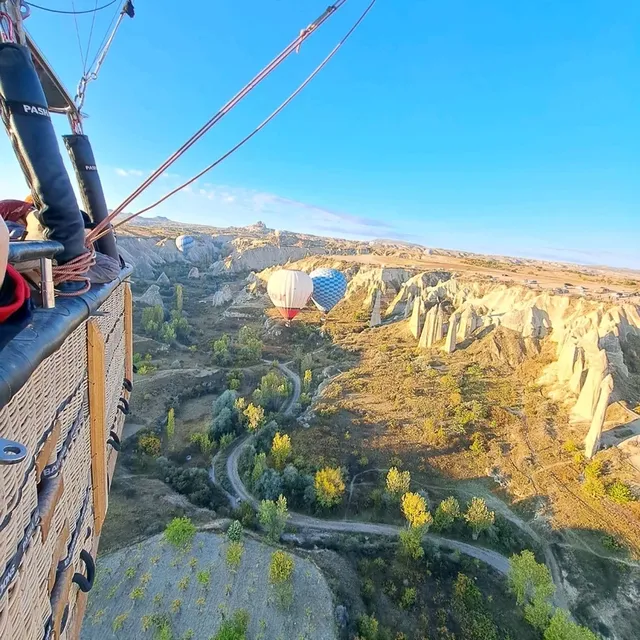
[176,235,195,253]
[310,268,347,313]
[267,270,313,321]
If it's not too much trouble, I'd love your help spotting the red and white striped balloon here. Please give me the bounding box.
[267,269,313,321]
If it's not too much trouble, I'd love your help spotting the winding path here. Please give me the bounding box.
[225,436,510,575]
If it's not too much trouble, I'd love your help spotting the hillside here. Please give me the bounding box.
[85,218,640,640]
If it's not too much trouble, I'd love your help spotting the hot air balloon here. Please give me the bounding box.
[267,270,313,322]
[310,268,347,313]
[176,235,195,253]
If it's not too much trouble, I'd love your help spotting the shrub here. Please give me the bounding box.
[227,520,243,542]
[164,517,196,550]
[212,609,249,640]
[226,541,244,572]
[269,550,294,584]
[606,479,634,504]
[237,326,263,363]
[386,467,411,496]
[197,569,211,590]
[433,496,460,531]
[401,492,432,529]
[315,467,345,508]
[139,433,162,457]
[400,586,417,609]
[178,575,190,591]
[112,612,129,632]
[464,497,495,539]
[190,432,215,456]
[358,614,379,640]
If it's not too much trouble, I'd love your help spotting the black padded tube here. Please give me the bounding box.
[63,134,119,260]
[0,43,86,264]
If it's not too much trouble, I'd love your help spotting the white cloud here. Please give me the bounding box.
[115,168,145,177]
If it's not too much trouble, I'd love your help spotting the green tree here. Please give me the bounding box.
[237,326,263,363]
[227,520,243,542]
[401,492,432,529]
[141,305,164,337]
[314,467,345,508]
[175,284,183,314]
[464,497,495,539]
[166,407,175,441]
[213,609,250,640]
[398,526,424,560]
[303,369,313,392]
[386,467,411,496]
[452,573,498,640]
[251,452,268,487]
[164,517,196,550]
[433,496,460,531]
[508,550,555,630]
[269,550,294,584]
[358,614,379,640]
[258,495,289,541]
[269,550,294,608]
[253,370,291,411]
[211,334,232,366]
[190,432,214,455]
[544,610,599,640]
[243,403,265,432]
[271,432,292,470]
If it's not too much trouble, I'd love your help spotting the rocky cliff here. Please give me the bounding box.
[388,274,640,456]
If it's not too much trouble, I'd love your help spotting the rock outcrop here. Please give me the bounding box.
[390,273,640,449]
[419,303,445,348]
[188,267,200,279]
[408,297,425,338]
[157,272,170,285]
[444,312,460,353]
[370,290,382,327]
[209,285,234,307]
[136,285,164,308]
[584,374,615,458]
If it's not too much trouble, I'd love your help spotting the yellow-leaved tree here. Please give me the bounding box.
[386,467,411,496]
[401,492,432,529]
[271,432,292,470]
[314,467,345,508]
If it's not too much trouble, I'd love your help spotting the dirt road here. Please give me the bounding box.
[225,436,510,575]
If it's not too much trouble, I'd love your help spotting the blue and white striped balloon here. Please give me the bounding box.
[310,268,347,313]
[176,235,195,253]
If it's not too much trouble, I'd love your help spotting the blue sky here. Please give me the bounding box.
[1,0,638,268]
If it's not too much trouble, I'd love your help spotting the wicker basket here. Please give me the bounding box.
[0,282,131,640]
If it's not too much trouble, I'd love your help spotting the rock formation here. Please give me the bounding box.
[157,272,170,285]
[419,303,445,348]
[408,297,425,338]
[584,374,614,458]
[137,285,164,308]
[370,290,382,327]
[210,285,234,307]
[444,313,460,353]
[188,267,200,279]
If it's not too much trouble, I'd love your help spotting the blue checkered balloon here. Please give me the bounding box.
[310,268,347,313]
